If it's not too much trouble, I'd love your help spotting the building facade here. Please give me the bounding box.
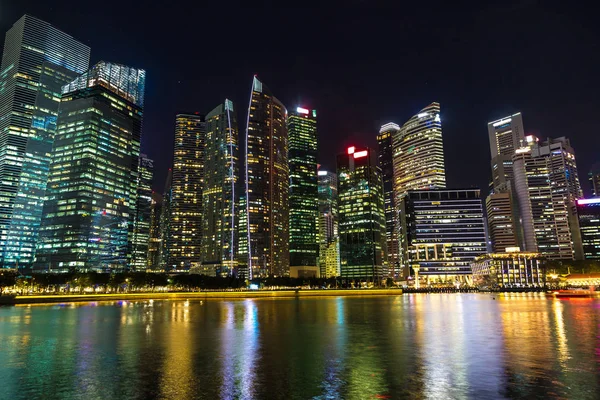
[0,15,90,269]
[337,146,387,282]
[400,189,487,283]
[513,136,582,259]
[488,113,524,189]
[239,76,289,278]
[288,107,318,273]
[471,251,544,288]
[485,186,519,253]
[577,198,600,259]
[589,163,600,197]
[147,192,163,269]
[317,169,340,278]
[168,113,205,270]
[201,100,238,276]
[131,154,154,269]
[378,123,400,277]
[35,62,145,271]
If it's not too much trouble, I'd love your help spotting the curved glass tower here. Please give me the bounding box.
[239,76,289,279]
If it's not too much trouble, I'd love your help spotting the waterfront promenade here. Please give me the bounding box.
[1,288,403,305]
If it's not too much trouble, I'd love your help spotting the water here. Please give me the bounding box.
[0,294,599,400]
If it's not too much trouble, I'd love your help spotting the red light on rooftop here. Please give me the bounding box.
[347,146,355,154]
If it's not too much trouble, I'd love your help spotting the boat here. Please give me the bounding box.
[546,289,599,298]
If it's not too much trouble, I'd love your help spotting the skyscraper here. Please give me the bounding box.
[317,169,340,278]
[488,113,524,189]
[168,113,205,271]
[201,100,238,276]
[0,15,90,269]
[131,154,154,270]
[577,198,600,259]
[513,136,583,259]
[147,192,163,269]
[239,76,289,279]
[288,107,318,276]
[485,187,519,253]
[400,189,487,284]
[337,146,387,283]
[377,123,400,277]
[589,163,600,197]
[392,102,445,199]
[35,62,145,270]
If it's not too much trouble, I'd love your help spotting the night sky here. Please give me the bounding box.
[2,1,599,196]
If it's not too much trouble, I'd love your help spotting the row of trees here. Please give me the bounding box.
[0,271,396,295]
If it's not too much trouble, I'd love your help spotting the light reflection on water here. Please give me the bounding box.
[1,294,600,399]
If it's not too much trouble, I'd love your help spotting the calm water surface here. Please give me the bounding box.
[1,294,599,399]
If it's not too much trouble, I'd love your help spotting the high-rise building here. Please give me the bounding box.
[131,154,154,270]
[378,123,400,277]
[288,107,318,275]
[147,192,163,269]
[239,76,289,279]
[158,169,172,269]
[168,113,205,271]
[337,146,387,283]
[35,62,145,271]
[392,103,445,199]
[400,189,487,284]
[317,169,340,278]
[488,113,524,189]
[589,163,600,197]
[485,184,519,253]
[201,100,238,276]
[513,136,583,259]
[576,198,600,259]
[0,15,90,269]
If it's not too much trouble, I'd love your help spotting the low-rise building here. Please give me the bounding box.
[471,251,544,288]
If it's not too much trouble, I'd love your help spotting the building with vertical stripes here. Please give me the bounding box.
[201,100,238,276]
[317,169,340,278]
[131,154,154,269]
[0,15,90,269]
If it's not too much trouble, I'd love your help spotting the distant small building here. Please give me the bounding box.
[471,250,544,288]
[564,273,600,287]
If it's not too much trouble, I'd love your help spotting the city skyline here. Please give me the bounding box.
[3,3,598,198]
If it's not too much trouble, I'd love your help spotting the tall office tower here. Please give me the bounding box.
[168,113,206,271]
[131,154,154,270]
[317,169,340,278]
[392,102,445,200]
[400,189,487,284]
[487,113,524,189]
[378,123,400,277]
[147,192,163,269]
[589,163,600,197]
[239,76,289,279]
[288,106,318,276]
[201,100,238,276]
[485,185,519,253]
[513,136,583,259]
[577,198,600,259]
[0,15,90,269]
[337,146,387,283]
[158,169,172,269]
[35,62,145,271]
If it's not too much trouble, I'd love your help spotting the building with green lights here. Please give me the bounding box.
[318,169,340,278]
[0,15,90,269]
[288,107,318,276]
[131,154,154,270]
[337,146,387,282]
[35,62,145,271]
[201,100,238,276]
[168,113,205,271]
[239,76,289,279]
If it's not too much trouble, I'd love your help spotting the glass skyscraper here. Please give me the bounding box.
[168,113,206,271]
[377,123,400,277]
[239,76,289,279]
[35,62,145,271]
[337,146,387,283]
[288,107,318,273]
[131,154,154,270]
[0,15,90,269]
[317,169,340,278]
[488,113,524,190]
[201,100,238,276]
[577,198,600,259]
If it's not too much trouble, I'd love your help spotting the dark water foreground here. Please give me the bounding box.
[0,294,598,399]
